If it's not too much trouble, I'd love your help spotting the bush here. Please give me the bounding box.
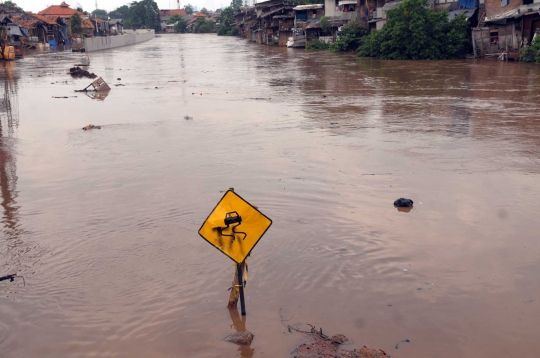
[330,21,367,52]
[217,26,239,36]
[520,36,540,63]
[307,39,330,50]
[357,29,382,57]
[320,16,331,35]
[357,0,468,60]
[174,18,188,33]
[194,19,215,33]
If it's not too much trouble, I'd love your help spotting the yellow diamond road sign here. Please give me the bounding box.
[199,190,272,264]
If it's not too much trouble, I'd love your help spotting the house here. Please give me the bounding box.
[252,0,296,45]
[158,9,188,32]
[90,17,110,35]
[472,0,540,56]
[38,2,87,20]
[291,4,324,46]
[108,19,124,34]
[11,13,66,43]
[234,6,258,39]
[186,12,210,32]
[324,0,358,23]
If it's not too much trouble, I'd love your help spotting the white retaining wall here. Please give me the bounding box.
[84,30,155,52]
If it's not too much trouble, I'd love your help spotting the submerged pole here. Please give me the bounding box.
[237,261,246,316]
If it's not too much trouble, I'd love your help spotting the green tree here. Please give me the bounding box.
[201,7,208,14]
[357,0,468,60]
[306,39,330,50]
[217,6,237,36]
[109,5,130,19]
[70,12,83,34]
[231,0,243,9]
[2,1,24,13]
[125,0,161,31]
[167,14,184,24]
[520,36,540,63]
[175,18,188,33]
[193,18,215,33]
[91,9,108,20]
[184,4,194,14]
[76,7,89,15]
[320,16,330,35]
[329,21,367,52]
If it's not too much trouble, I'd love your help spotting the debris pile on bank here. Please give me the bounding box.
[289,324,388,358]
[69,67,97,79]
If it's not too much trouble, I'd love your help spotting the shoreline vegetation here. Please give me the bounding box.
[100,0,540,63]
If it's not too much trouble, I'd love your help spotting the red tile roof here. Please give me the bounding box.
[13,19,39,28]
[38,2,84,17]
[159,9,187,17]
[34,14,61,25]
[81,19,95,29]
[194,12,207,17]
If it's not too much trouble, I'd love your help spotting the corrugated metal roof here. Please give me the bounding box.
[448,8,477,20]
[7,24,25,36]
[293,4,324,10]
[382,0,403,11]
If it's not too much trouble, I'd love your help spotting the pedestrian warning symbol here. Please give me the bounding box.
[198,190,272,264]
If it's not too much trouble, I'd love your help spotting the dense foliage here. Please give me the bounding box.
[231,0,243,8]
[306,39,330,50]
[124,0,161,31]
[329,21,367,52]
[91,9,108,20]
[519,36,540,63]
[167,14,188,33]
[70,12,83,34]
[357,0,468,59]
[109,5,129,19]
[175,19,188,33]
[184,4,194,15]
[201,7,209,14]
[193,18,215,33]
[320,16,331,35]
[1,1,24,13]
[217,6,238,36]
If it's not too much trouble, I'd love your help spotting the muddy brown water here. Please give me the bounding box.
[1,34,540,358]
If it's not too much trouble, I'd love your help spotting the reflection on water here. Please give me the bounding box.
[228,308,254,358]
[85,90,109,101]
[0,62,19,137]
[0,62,20,243]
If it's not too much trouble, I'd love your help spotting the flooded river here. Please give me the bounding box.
[1,34,540,358]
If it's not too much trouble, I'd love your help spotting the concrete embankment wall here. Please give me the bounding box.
[84,30,155,52]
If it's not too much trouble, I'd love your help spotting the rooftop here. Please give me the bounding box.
[38,2,84,17]
[158,9,188,17]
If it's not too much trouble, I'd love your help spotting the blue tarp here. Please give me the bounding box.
[458,0,478,9]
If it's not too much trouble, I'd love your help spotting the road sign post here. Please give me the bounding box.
[237,261,246,316]
[199,189,272,316]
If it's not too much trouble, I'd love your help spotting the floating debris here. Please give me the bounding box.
[69,67,97,79]
[82,124,101,131]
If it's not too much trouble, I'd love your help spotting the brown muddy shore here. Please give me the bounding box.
[1,34,540,358]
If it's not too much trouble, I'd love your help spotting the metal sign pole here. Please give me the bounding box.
[237,261,246,316]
